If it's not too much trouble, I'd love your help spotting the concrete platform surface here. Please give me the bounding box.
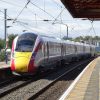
[59,57,100,100]
[0,62,10,69]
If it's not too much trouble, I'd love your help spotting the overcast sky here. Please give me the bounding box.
[0,0,100,39]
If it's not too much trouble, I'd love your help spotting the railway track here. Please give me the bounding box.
[0,58,94,100]
[0,75,19,88]
[28,58,92,100]
[0,76,34,98]
[0,69,58,98]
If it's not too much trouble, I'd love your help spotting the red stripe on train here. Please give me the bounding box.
[11,40,15,71]
[28,41,42,73]
[11,59,15,71]
[12,41,14,52]
[34,41,41,52]
[28,60,35,73]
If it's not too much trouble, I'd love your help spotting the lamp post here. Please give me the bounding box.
[4,9,7,47]
[4,9,12,64]
[66,24,68,39]
[43,19,69,39]
[4,9,8,64]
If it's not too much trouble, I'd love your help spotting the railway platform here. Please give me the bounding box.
[59,57,100,100]
[0,62,10,69]
[0,62,11,78]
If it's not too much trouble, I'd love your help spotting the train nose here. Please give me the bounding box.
[14,57,30,72]
[11,52,33,73]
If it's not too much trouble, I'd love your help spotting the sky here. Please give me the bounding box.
[0,0,100,39]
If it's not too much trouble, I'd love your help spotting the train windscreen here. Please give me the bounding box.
[15,33,37,52]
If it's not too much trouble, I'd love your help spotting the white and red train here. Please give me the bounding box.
[10,32,95,75]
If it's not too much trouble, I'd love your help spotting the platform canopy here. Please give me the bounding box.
[61,0,100,20]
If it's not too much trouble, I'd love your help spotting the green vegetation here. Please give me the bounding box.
[62,36,73,41]
[74,36,100,42]
[0,39,5,51]
[0,34,99,61]
[8,34,17,48]
[0,34,17,50]
[63,35,100,43]
[0,51,5,61]
[0,34,17,62]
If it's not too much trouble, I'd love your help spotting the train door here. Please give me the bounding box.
[42,42,47,64]
[47,42,49,60]
[63,44,66,56]
[65,43,69,55]
[83,45,85,53]
[74,45,77,54]
[61,43,66,58]
[44,42,49,63]
[61,44,63,58]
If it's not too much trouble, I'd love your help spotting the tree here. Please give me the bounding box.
[83,36,93,42]
[0,51,5,61]
[62,36,72,40]
[93,36,100,41]
[0,39,5,51]
[8,34,17,48]
[74,36,84,42]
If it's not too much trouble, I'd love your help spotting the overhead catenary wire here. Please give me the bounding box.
[0,0,62,25]
[0,0,22,8]
[0,0,67,38]
[17,22,34,31]
[0,0,91,39]
[0,9,36,30]
[22,6,72,23]
[0,10,30,25]
[35,14,37,27]
[0,8,84,39]
[70,26,84,36]
[26,4,83,38]
[0,0,54,23]
[30,1,56,20]
[0,15,3,18]
[0,0,61,21]
[0,4,53,27]
[89,21,97,36]
[72,18,92,37]
[12,0,30,23]
[52,7,65,24]
[26,7,56,25]
[51,0,62,8]
[0,0,67,26]
[43,0,45,11]
[0,0,53,22]
[17,19,77,22]
[17,20,59,36]
[0,15,4,20]
[0,9,11,19]
[0,8,55,33]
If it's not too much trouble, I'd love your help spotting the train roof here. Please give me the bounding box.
[40,34,75,45]
[40,34,91,46]
[19,32,95,47]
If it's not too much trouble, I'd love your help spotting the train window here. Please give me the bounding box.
[15,33,37,52]
[48,42,61,56]
[66,44,71,54]
[16,40,34,52]
[75,45,77,53]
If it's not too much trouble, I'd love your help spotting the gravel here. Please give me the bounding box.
[0,59,92,100]
[33,65,81,100]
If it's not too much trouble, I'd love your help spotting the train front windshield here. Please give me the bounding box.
[16,33,37,52]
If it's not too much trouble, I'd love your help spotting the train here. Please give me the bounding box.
[10,32,95,75]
